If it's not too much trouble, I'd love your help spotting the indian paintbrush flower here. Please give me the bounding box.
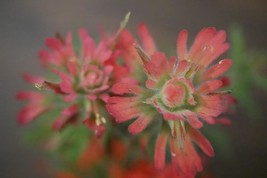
[17,21,132,137]
[107,27,232,178]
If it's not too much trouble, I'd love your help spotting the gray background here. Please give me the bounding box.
[1,0,267,177]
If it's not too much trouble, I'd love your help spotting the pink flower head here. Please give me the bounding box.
[38,29,122,133]
[107,27,232,177]
[18,27,130,136]
[40,28,115,102]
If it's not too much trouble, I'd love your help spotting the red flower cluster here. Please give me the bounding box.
[17,26,132,137]
[17,18,233,178]
[107,27,233,177]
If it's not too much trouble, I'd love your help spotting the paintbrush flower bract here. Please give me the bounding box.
[17,26,134,138]
[107,27,232,178]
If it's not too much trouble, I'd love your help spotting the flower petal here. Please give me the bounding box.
[39,49,51,67]
[184,111,203,129]
[138,23,157,56]
[203,59,232,80]
[22,73,44,84]
[188,27,216,62]
[189,127,214,157]
[67,60,78,76]
[52,115,68,131]
[16,91,43,101]
[128,115,152,134]
[94,42,112,62]
[45,38,62,51]
[106,104,141,123]
[198,30,227,66]
[154,133,168,169]
[203,43,229,67]
[144,52,168,79]
[79,28,95,61]
[198,95,223,117]
[18,104,47,125]
[52,113,78,131]
[174,60,188,75]
[54,70,74,94]
[170,138,202,178]
[108,96,137,104]
[197,80,223,94]
[111,83,142,95]
[177,30,188,60]
[62,104,78,116]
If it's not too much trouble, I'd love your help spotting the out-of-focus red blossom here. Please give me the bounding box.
[77,137,128,170]
[77,137,105,171]
[107,27,233,178]
[17,26,133,136]
[109,138,128,162]
[77,137,127,177]
[109,162,180,178]
[60,136,181,178]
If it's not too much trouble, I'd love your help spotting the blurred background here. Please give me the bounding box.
[1,0,267,177]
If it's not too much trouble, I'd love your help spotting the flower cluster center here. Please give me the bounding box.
[156,78,196,111]
[82,65,105,89]
[161,81,186,108]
